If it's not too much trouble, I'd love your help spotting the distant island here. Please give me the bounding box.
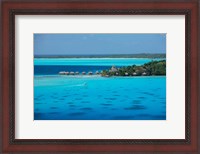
[35,53,166,59]
[101,60,166,77]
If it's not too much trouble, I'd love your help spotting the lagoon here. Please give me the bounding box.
[34,75,166,120]
[34,58,166,120]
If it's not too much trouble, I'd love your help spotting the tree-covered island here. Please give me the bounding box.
[101,60,166,77]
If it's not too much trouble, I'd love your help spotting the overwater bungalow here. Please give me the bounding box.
[142,72,147,76]
[59,71,66,75]
[125,72,129,76]
[82,72,86,75]
[65,71,69,75]
[88,71,93,75]
[95,71,99,75]
[132,72,137,76]
[75,71,79,75]
[109,66,118,72]
[70,71,75,75]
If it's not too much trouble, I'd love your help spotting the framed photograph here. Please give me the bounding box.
[1,0,199,153]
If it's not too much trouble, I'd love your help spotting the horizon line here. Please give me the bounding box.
[35,53,166,56]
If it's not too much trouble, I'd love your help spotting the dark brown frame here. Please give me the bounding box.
[0,0,199,153]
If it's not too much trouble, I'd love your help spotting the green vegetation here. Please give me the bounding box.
[101,60,166,77]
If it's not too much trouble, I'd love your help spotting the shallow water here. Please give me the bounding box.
[34,75,166,120]
[34,58,164,66]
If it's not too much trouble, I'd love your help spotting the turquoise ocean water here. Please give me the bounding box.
[34,58,166,120]
[34,58,162,66]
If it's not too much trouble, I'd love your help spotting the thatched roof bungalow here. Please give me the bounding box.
[70,71,75,75]
[109,65,118,72]
[132,72,137,76]
[88,71,93,75]
[142,72,147,76]
[59,71,66,75]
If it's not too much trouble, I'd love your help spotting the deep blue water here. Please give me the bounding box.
[34,58,164,75]
[35,65,111,75]
[34,58,166,120]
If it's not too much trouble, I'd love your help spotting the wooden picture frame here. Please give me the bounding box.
[1,0,199,153]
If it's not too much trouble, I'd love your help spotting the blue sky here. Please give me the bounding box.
[34,34,166,55]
